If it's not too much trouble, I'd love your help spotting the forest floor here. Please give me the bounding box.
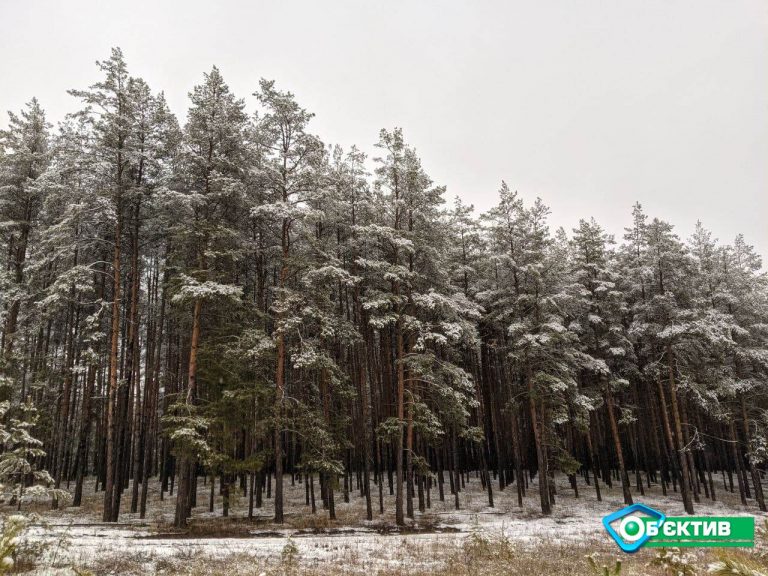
[4,473,768,575]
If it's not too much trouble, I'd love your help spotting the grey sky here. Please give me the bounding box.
[2,0,766,257]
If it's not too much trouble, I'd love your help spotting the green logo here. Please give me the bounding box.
[604,504,755,552]
[642,516,754,548]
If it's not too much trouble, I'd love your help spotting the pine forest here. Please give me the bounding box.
[1,49,767,543]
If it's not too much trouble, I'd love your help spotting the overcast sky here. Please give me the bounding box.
[2,0,766,258]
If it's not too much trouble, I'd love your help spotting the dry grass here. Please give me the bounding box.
[7,474,767,575]
[74,537,768,576]
[70,518,768,576]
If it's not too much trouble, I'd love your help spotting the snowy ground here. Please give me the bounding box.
[7,473,767,574]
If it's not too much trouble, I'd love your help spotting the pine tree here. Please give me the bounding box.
[253,79,325,523]
[0,400,66,510]
[168,66,248,527]
[569,218,633,505]
[68,48,136,521]
[0,98,50,366]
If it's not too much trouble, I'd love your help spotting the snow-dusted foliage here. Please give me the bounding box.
[0,48,766,527]
[171,274,243,304]
[0,402,68,508]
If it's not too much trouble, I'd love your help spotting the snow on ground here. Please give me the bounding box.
[8,472,768,573]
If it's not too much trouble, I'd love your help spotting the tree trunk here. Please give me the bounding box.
[740,396,766,511]
[527,363,551,515]
[103,191,122,522]
[604,384,632,505]
[174,295,201,528]
[585,413,602,502]
[666,345,694,514]
[141,273,166,519]
[395,316,405,525]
